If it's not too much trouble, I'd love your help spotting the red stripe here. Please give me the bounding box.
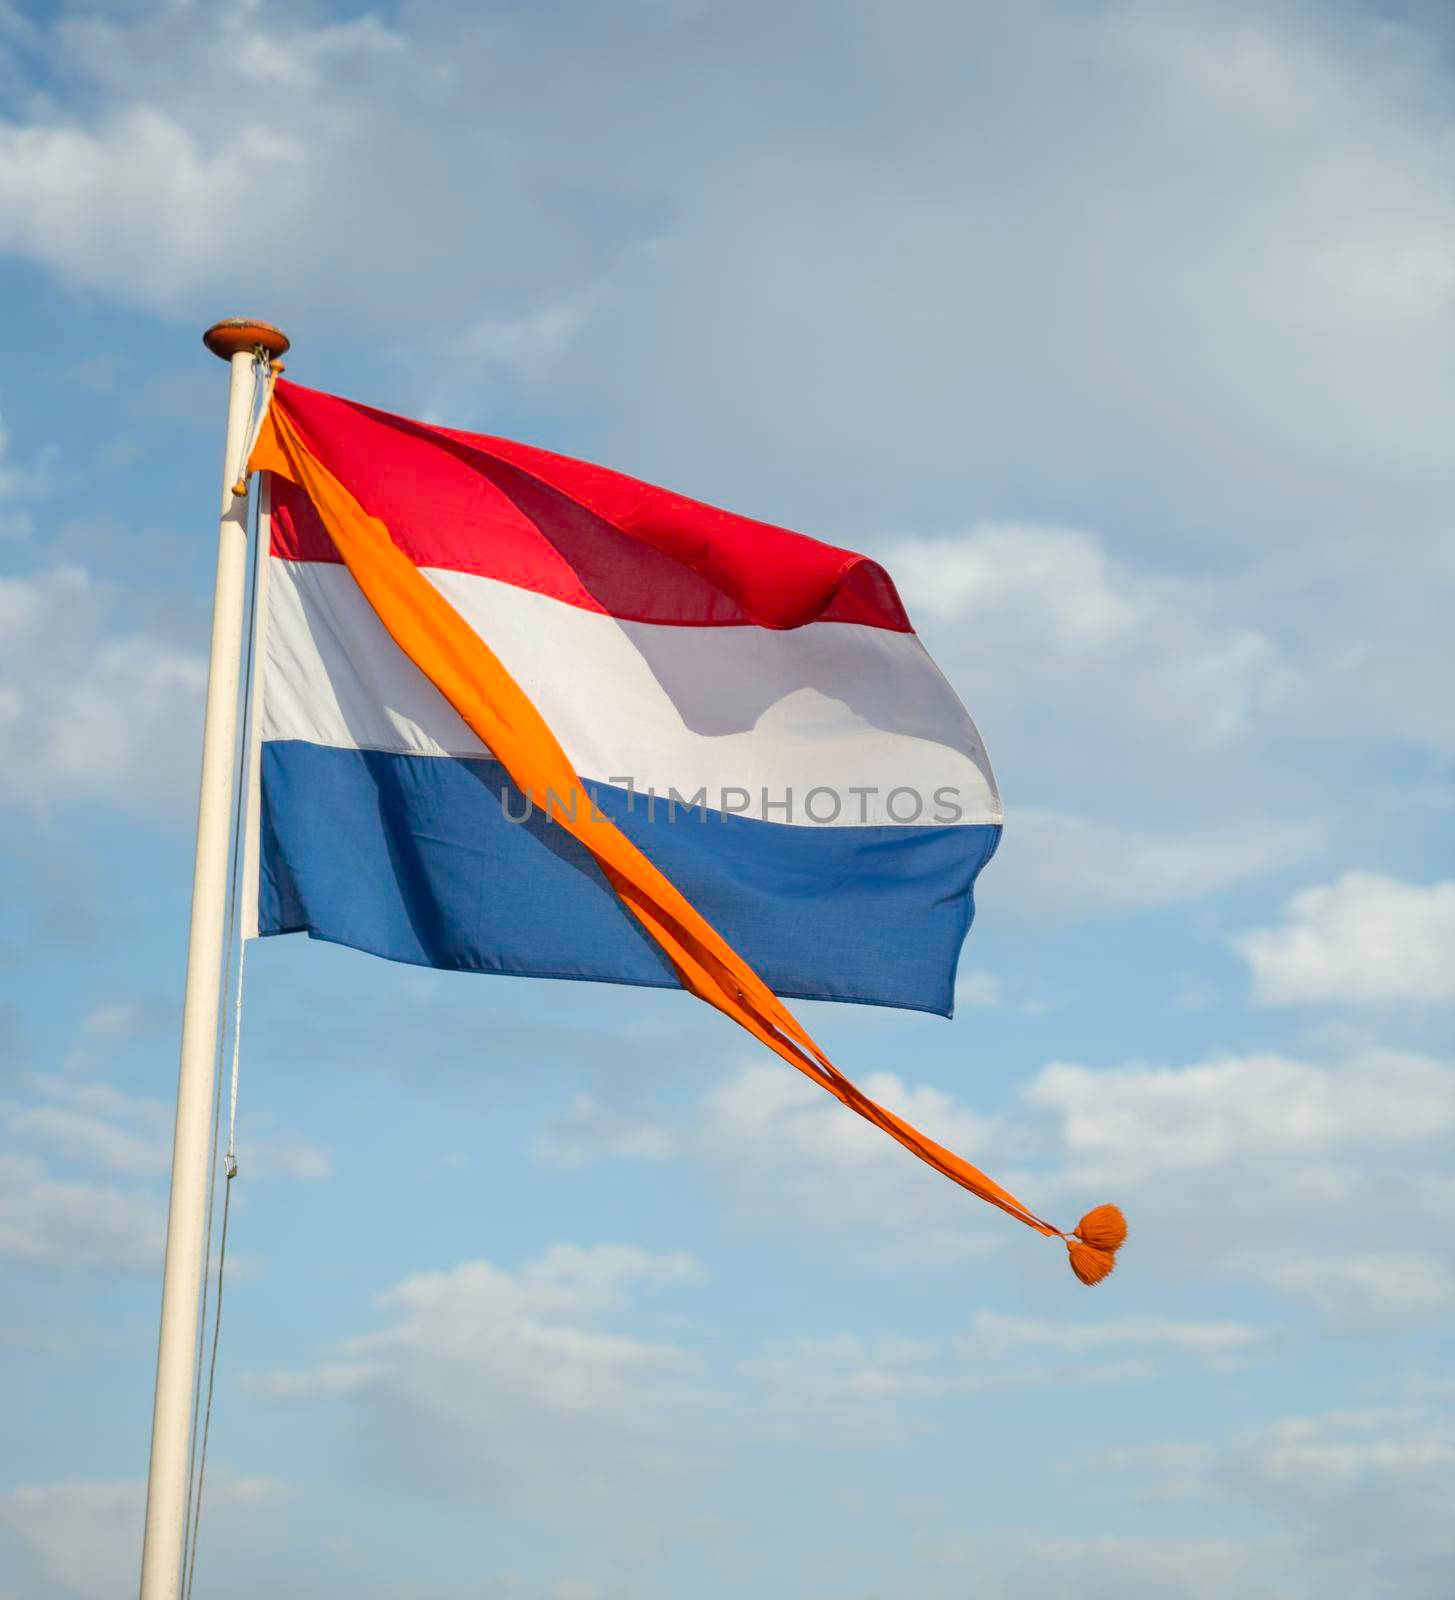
[268,380,912,632]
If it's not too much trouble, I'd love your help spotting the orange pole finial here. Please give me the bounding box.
[202,317,291,362]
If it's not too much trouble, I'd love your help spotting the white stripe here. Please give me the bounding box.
[260,559,1001,827]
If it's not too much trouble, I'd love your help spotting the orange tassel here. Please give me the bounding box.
[1075,1204,1127,1254]
[231,479,248,498]
[1067,1239,1116,1285]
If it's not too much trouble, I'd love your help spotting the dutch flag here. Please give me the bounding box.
[245,380,1001,1018]
[242,378,1120,1272]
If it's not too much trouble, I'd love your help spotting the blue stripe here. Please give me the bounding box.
[257,741,999,1017]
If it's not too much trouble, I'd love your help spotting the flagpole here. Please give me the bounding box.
[138,318,289,1600]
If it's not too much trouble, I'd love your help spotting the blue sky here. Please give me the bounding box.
[1,0,1453,1595]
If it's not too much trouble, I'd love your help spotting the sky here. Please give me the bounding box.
[0,0,1453,1595]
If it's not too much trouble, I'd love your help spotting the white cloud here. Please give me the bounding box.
[1235,872,1455,1005]
[533,1092,678,1169]
[696,1063,1009,1262]
[737,1313,1272,1451]
[467,290,603,388]
[536,1061,1001,1250]
[961,1310,1267,1365]
[0,96,326,311]
[1259,1253,1455,1331]
[0,1151,161,1271]
[0,411,43,540]
[572,2,1455,552]
[893,524,1278,755]
[995,807,1324,920]
[546,1041,1455,1323]
[0,567,204,814]
[887,522,1299,844]
[1100,1402,1455,1600]
[742,1331,954,1419]
[0,1472,287,1600]
[532,1060,1016,1269]
[987,1535,1272,1600]
[704,1063,993,1181]
[953,969,1002,1009]
[250,1136,333,1182]
[5,1075,172,1176]
[896,524,1154,638]
[247,1360,383,1404]
[1240,1407,1455,1499]
[248,1238,1273,1556]
[1026,1047,1455,1184]
[877,523,1335,921]
[80,1002,165,1041]
[0,7,565,330]
[0,1,1447,555]
[1022,1044,1455,1328]
[3,1073,332,1186]
[747,1312,1267,1425]
[253,1244,713,1522]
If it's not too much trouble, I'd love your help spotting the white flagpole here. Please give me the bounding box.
[138,318,289,1600]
